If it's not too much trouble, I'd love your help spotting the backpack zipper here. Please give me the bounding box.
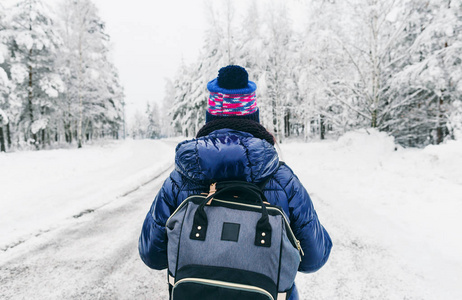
[166,198,191,225]
[172,277,274,300]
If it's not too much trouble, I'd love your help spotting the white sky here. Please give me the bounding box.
[3,0,305,120]
[92,0,305,119]
[92,0,207,118]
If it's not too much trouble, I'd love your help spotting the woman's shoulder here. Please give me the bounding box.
[263,162,295,193]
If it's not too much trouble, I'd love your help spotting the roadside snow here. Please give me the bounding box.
[0,139,176,251]
[1,132,461,299]
[281,129,462,299]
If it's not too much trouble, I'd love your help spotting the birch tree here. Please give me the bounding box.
[258,2,294,142]
[58,0,121,147]
[166,0,461,147]
[0,5,9,152]
[0,51,10,152]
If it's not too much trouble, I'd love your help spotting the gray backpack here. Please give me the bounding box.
[165,181,303,300]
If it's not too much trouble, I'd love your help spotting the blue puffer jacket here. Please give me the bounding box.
[139,129,332,299]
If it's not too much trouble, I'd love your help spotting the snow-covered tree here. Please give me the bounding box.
[127,102,160,139]
[0,3,10,152]
[160,78,176,137]
[257,2,295,142]
[169,0,242,137]
[57,0,123,146]
[170,63,194,137]
[145,102,160,139]
[0,50,10,152]
[5,0,63,148]
[166,0,461,147]
[0,0,124,151]
[388,0,462,145]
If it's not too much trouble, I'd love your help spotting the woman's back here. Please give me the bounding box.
[139,66,332,300]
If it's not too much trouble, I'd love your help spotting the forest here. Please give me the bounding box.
[0,0,124,152]
[1,0,461,152]
[165,0,461,147]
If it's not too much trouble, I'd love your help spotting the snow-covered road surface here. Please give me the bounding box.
[1,132,461,299]
[0,168,171,300]
[0,139,175,251]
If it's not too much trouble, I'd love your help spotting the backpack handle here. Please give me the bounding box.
[189,182,272,247]
[214,181,268,203]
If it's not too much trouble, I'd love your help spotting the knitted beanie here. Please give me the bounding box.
[206,65,259,123]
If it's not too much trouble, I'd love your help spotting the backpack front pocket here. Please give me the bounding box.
[172,278,274,300]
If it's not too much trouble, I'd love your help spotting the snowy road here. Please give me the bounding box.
[0,168,171,300]
[0,167,438,300]
[1,134,461,299]
[295,191,426,300]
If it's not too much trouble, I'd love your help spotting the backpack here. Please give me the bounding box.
[165,179,304,300]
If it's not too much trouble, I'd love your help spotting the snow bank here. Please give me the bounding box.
[420,139,462,185]
[280,130,462,299]
[334,128,396,168]
[1,132,461,299]
[0,139,175,251]
[335,128,396,154]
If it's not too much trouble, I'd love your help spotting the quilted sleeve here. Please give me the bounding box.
[138,171,179,270]
[283,166,332,273]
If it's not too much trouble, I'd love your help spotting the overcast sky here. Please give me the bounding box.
[91,0,207,118]
[3,0,303,120]
[91,0,304,120]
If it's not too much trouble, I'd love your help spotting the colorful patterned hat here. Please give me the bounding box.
[206,65,259,123]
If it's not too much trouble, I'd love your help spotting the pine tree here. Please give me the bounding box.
[145,102,160,139]
[388,0,462,145]
[6,0,63,149]
[160,78,176,137]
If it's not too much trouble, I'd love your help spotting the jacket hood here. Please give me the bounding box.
[175,129,279,183]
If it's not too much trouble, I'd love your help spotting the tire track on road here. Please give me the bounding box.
[119,163,174,198]
[0,165,173,300]
[1,163,174,253]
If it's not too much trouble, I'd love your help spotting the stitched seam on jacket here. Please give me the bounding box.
[254,139,268,181]
[281,165,295,190]
[194,138,202,180]
[298,217,315,231]
[149,212,167,231]
[272,169,289,200]
[169,172,188,208]
[242,137,253,181]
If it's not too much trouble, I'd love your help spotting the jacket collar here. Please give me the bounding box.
[175,129,279,184]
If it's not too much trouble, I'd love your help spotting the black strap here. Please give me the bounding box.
[215,181,267,201]
[189,161,284,245]
[190,181,272,247]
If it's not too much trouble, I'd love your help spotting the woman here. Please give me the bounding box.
[139,65,332,299]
